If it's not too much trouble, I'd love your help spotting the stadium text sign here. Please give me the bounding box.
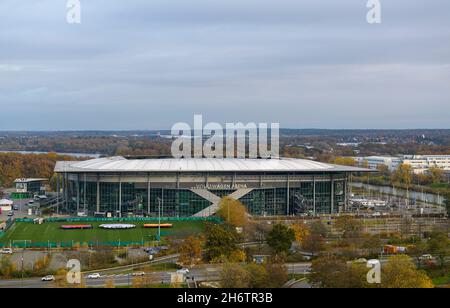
[171,115,279,159]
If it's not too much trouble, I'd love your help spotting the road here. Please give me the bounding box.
[0,262,311,288]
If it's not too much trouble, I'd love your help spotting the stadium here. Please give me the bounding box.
[54,156,370,218]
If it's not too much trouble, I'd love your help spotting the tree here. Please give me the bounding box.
[0,256,16,279]
[245,263,269,288]
[309,221,328,238]
[216,197,248,228]
[265,262,288,288]
[53,269,68,288]
[178,236,203,267]
[266,224,295,255]
[381,255,433,288]
[428,167,444,184]
[204,223,240,262]
[392,164,413,187]
[301,233,325,255]
[331,157,357,167]
[220,263,251,288]
[427,232,449,267]
[291,222,310,243]
[361,235,382,255]
[309,256,369,288]
[335,215,363,238]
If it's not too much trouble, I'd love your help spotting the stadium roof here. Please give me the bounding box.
[54,156,372,173]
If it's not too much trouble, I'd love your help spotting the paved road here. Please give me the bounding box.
[0,262,312,288]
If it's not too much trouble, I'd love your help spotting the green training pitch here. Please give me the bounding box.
[0,220,206,245]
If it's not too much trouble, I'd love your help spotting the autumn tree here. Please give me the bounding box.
[53,269,68,288]
[335,215,363,239]
[381,255,433,288]
[266,224,295,255]
[178,236,203,267]
[392,164,413,187]
[331,157,357,167]
[310,256,370,288]
[301,233,325,255]
[0,256,17,279]
[220,263,251,288]
[301,221,327,255]
[291,222,310,243]
[265,262,288,288]
[216,197,248,228]
[245,263,269,288]
[428,167,444,184]
[309,221,328,238]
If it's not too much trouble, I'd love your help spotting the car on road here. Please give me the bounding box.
[13,206,19,211]
[132,271,146,276]
[0,248,13,254]
[7,211,14,217]
[41,275,55,282]
[87,273,101,279]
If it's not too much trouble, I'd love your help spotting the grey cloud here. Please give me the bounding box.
[0,0,449,129]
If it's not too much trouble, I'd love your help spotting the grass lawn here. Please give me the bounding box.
[0,220,206,245]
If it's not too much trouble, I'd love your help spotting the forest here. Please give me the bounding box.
[0,152,82,188]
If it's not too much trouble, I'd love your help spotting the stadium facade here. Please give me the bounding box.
[54,156,370,217]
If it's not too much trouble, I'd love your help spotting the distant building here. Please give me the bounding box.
[354,156,402,171]
[402,155,450,174]
[355,155,450,174]
[14,178,47,195]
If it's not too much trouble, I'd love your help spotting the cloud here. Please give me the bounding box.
[0,0,449,129]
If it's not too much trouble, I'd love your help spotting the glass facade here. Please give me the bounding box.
[64,173,347,217]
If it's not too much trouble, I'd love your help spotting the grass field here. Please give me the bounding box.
[0,220,206,245]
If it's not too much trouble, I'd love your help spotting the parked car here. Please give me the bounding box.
[13,206,19,211]
[0,248,13,254]
[87,273,101,279]
[41,275,55,282]
[7,211,14,217]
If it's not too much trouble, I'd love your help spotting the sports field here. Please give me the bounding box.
[0,220,206,245]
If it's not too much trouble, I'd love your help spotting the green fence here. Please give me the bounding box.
[0,240,161,249]
[41,216,222,223]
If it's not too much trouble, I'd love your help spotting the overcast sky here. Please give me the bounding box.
[0,0,449,130]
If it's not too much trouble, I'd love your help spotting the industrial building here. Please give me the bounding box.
[54,156,370,217]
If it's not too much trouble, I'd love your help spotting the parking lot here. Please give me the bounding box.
[0,198,37,221]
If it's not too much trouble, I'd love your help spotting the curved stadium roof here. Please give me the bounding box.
[54,156,371,173]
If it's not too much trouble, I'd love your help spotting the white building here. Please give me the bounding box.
[402,155,450,174]
[354,156,402,171]
[355,155,450,174]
